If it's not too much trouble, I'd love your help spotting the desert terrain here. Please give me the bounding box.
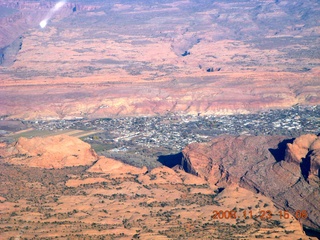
[0,0,319,119]
[0,0,319,239]
[0,134,319,239]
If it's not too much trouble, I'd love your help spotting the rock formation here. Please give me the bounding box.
[181,134,320,230]
[285,134,320,179]
[88,156,148,175]
[181,135,285,186]
[0,134,98,168]
[0,133,318,238]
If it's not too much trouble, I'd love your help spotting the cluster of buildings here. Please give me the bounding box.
[28,105,320,154]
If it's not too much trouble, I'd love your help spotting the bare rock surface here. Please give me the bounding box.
[181,134,320,229]
[181,135,285,185]
[285,134,320,178]
[0,134,98,168]
[88,156,148,175]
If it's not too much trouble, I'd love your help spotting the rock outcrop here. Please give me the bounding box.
[181,135,285,186]
[0,134,98,168]
[0,132,318,236]
[181,134,320,230]
[285,134,320,179]
[88,156,148,175]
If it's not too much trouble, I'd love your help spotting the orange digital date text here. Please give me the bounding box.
[211,210,308,220]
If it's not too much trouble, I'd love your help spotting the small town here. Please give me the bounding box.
[5,104,313,168]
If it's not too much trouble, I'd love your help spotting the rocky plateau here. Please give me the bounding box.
[0,0,319,119]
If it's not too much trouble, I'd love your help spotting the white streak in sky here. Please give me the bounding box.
[53,1,66,11]
[40,0,67,28]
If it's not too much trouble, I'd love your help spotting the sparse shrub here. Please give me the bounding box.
[10,212,18,217]
[272,220,281,226]
[122,218,131,229]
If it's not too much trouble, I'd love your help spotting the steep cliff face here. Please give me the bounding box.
[181,134,320,230]
[285,134,320,179]
[181,135,285,186]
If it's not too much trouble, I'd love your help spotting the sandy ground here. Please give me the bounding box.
[0,162,314,239]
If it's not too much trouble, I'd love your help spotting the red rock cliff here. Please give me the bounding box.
[181,134,320,230]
